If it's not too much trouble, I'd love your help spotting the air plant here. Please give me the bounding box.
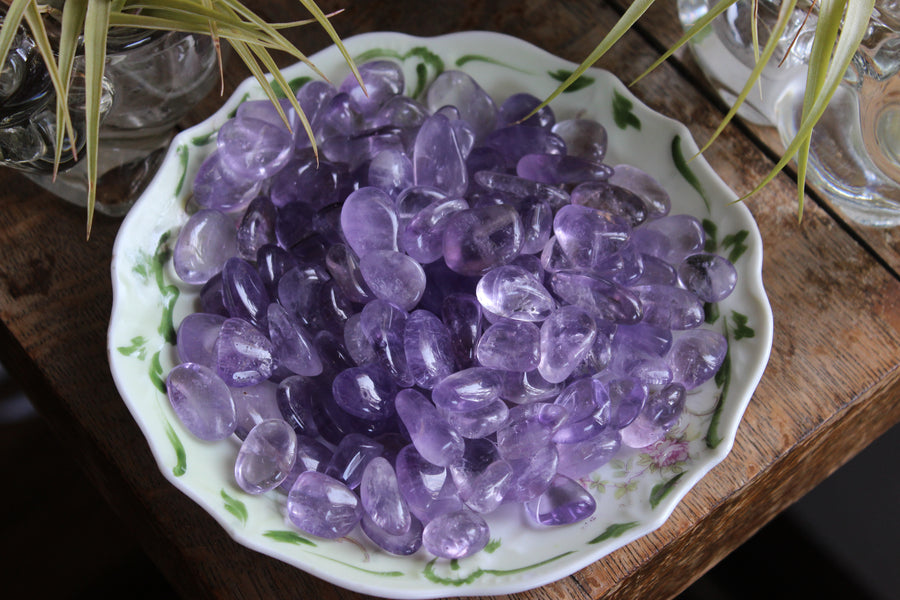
[0,0,362,236]
[541,0,876,219]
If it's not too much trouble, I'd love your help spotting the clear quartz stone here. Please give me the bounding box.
[173,209,238,284]
[360,456,411,535]
[287,471,362,539]
[234,419,297,494]
[475,265,555,322]
[422,508,490,559]
[166,362,236,441]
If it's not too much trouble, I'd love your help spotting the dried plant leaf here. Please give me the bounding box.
[83,0,113,238]
[52,0,88,177]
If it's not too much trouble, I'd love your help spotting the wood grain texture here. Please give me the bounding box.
[0,1,899,599]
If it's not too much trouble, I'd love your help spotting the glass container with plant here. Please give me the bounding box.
[0,0,361,236]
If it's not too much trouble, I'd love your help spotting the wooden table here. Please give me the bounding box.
[2,1,899,598]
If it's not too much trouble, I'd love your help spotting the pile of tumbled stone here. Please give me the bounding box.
[165,59,736,559]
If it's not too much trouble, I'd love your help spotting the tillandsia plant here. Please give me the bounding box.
[541,0,876,219]
[0,0,362,237]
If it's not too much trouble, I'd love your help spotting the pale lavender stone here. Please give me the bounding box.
[570,181,648,227]
[214,317,275,387]
[395,388,464,467]
[447,438,498,497]
[231,380,282,439]
[556,430,621,479]
[360,249,426,312]
[404,310,456,388]
[632,253,678,287]
[553,377,609,423]
[234,419,297,494]
[368,149,414,199]
[442,205,523,276]
[217,116,293,181]
[222,257,270,329]
[343,312,377,366]
[607,377,647,429]
[269,154,346,209]
[677,253,738,303]
[332,364,398,421]
[166,362,236,441]
[276,376,320,437]
[668,329,728,390]
[314,91,364,140]
[633,284,705,330]
[511,253,544,280]
[177,313,225,368]
[497,403,568,460]
[425,70,497,140]
[498,92,554,129]
[235,98,297,132]
[173,209,238,284]
[498,369,562,404]
[361,512,424,555]
[549,270,643,324]
[630,214,705,264]
[294,80,338,147]
[540,236,574,273]
[473,170,570,210]
[538,305,598,383]
[267,303,322,377]
[516,198,554,255]
[431,367,503,412]
[325,243,374,304]
[279,435,332,492]
[609,346,673,390]
[620,383,686,448]
[476,319,541,371]
[340,186,399,256]
[451,449,513,514]
[395,186,447,228]
[551,118,607,163]
[395,444,463,523]
[360,299,413,387]
[439,399,509,439]
[400,197,469,264]
[614,322,673,357]
[524,474,596,526]
[192,151,261,212]
[441,293,482,370]
[553,204,630,269]
[475,265,555,322]
[413,113,468,198]
[609,164,671,217]
[236,196,277,260]
[592,243,645,286]
[422,509,490,559]
[504,444,558,502]
[450,119,476,157]
[373,95,429,131]
[339,60,404,115]
[360,456,411,535]
[569,319,617,378]
[516,154,613,185]
[325,433,384,490]
[287,471,362,538]
[482,125,566,168]
[321,125,405,170]
[257,244,298,298]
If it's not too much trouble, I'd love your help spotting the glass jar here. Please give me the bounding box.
[0,20,220,216]
[679,0,900,227]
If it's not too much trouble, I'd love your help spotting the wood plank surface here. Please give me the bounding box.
[0,1,899,599]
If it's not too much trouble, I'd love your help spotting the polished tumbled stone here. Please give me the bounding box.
[424,70,497,140]
[414,113,469,198]
[475,319,541,371]
[359,249,426,311]
[442,205,524,276]
[217,115,293,181]
[551,118,608,163]
[395,444,463,523]
[523,473,596,526]
[552,204,630,269]
[431,367,504,412]
[234,419,297,494]
[538,305,598,383]
[325,433,385,490]
[475,264,555,322]
[173,209,238,285]
[667,329,728,390]
[176,313,225,369]
[360,456,411,535]
[422,508,490,559]
[340,186,399,256]
[340,59,404,116]
[267,303,323,377]
[404,310,456,388]
[214,317,275,387]
[166,362,236,441]
[332,364,399,421]
[677,253,738,303]
[287,471,362,538]
[222,257,270,329]
[395,388,464,467]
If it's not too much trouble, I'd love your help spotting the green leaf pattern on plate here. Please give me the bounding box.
[588,521,640,544]
[612,90,642,130]
[263,530,317,547]
[423,552,576,586]
[548,69,595,92]
[221,489,249,526]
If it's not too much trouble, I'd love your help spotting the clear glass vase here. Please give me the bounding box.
[679,0,900,227]
[0,23,219,216]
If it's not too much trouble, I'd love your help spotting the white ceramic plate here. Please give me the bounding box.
[109,31,773,598]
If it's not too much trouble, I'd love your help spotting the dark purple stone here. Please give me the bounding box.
[325,432,384,490]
